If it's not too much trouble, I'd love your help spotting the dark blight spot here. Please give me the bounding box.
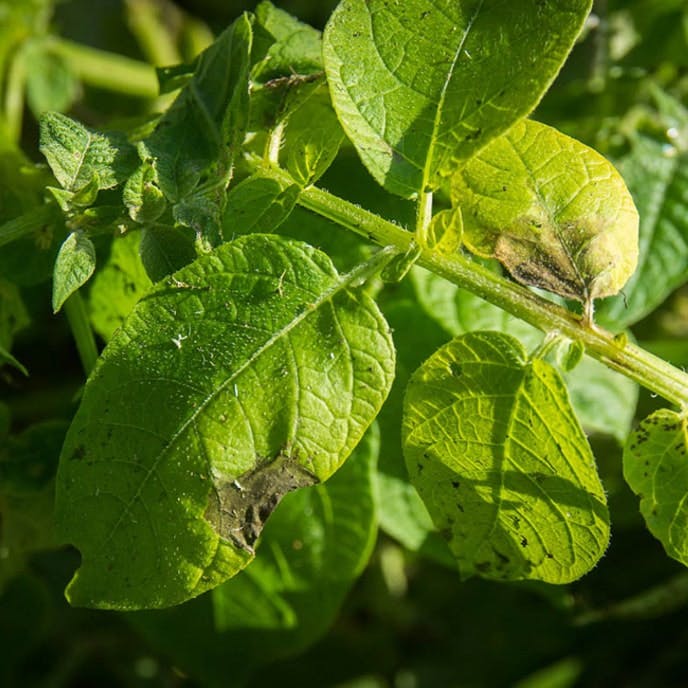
[204,451,318,552]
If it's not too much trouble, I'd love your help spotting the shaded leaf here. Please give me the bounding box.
[453,119,639,303]
[403,331,609,583]
[598,135,688,328]
[55,234,395,609]
[323,0,592,197]
[139,225,197,282]
[88,231,152,342]
[222,171,300,240]
[623,409,688,567]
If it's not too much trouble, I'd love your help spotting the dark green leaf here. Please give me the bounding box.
[324,0,593,197]
[55,234,395,609]
[140,14,252,202]
[139,225,197,282]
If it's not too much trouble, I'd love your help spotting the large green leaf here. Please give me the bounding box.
[128,425,378,686]
[623,409,688,568]
[452,119,639,304]
[323,0,592,197]
[55,234,395,609]
[403,331,609,583]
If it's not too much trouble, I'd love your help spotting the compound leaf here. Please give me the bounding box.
[623,409,688,567]
[55,234,395,609]
[453,119,639,303]
[403,331,609,583]
[323,0,592,197]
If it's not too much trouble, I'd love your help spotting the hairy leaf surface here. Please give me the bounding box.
[323,0,592,197]
[403,331,609,583]
[453,119,639,303]
[624,409,688,567]
[55,234,395,609]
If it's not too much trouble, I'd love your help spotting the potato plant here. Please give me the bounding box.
[1,0,688,685]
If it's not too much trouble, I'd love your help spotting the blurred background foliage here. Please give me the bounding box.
[1,0,688,686]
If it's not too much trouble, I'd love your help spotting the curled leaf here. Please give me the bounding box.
[452,119,639,304]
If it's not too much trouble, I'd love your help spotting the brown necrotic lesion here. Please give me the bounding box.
[204,450,319,552]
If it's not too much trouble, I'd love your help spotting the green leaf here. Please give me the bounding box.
[403,331,609,583]
[138,225,197,282]
[23,40,79,116]
[39,112,137,193]
[280,79,344,186]
[55,234,395,609]
[51,231,96,313]
[123,161,167,224]
[452,119,639,304]
[323,0,592,197]
[252,1,323,81]
[222,171,300,240]
[140,14,252,202]
[598,135,688,328]
[0,345,27,376]
[623,409,688,567]
[128,425,379,685]
[88,231,152,342]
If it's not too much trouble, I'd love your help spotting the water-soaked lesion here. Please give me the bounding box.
[204,450,319,553]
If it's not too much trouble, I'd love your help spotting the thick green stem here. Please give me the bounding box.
[63,291,98,377]
[46,38,158,98]
[299,184,688,409]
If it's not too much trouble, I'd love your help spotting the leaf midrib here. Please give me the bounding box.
[100,256,356,550]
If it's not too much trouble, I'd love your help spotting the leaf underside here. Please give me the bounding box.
[55,234,395,609]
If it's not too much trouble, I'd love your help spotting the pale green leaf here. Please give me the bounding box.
[88,231,152,342]
[140,14,252,202]
[55,234,395,609]
[39,112,137,193]
[128,425,379,685]
[598,135,688,328]
[623,409,688,567]
[323,0,592,197]
[23,40,79,116]
[51,231,96,313]
[453,119,639,303]
[403,331,609,583]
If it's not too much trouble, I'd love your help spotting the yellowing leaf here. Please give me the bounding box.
[452,119,639,303]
